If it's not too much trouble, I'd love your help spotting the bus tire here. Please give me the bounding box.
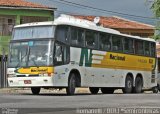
[133,77,143,93]
[153,87,158,93]
[66,73,76,95]
[89,87,99,94]
[122,76,133,94]
[31,87,41,95]
[101,88,114,94]
[158,84,160,91]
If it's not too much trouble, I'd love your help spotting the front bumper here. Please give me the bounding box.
[8,77,54,87]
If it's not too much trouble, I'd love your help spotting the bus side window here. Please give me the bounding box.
[71,27,78,45]
[150,42,156,57]
[135,40,144,55]
[54,43,63,65]
[99,32,111,51]
[123,38,134,54]
[112,35,123,52]
[63,46,70,64]
[70,27,85,47]
[56,25,69,43]
[85,30,98,49]
[77,29,85,47]
[54,43,70,66]
[144,41,150,56]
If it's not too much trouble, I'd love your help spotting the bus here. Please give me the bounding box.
[7,14,157,95]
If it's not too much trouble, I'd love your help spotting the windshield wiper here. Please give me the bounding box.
[15,47,29,68]
[15,53,28,68]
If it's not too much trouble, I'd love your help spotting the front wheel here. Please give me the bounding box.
[89,87,99,94]
[31,87,41,95]
[66,73,76,95]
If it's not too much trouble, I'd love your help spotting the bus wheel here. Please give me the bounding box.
[66,73,76,95]
[31,87,41,95]
[122,76,133,94]
[158,84,160,91]
[153,87,158,93]
[89,87,99,94]
[101,88,114,94]
[133,77,143,93]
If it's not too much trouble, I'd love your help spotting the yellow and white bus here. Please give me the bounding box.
[7,15,157,95]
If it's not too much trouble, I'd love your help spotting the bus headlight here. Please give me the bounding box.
[39,73,53,77]
[8,74,16,77]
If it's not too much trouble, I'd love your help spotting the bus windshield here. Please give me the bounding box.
[8,40,53,67]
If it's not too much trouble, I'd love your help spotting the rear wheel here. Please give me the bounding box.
[31,87,41,95]
[101,88,114,94]
[153,87,158,93]
[66,73,76,95]
[122,76,133,94]
[89,87,99,94]
[158,84,160,91]
[133,77,143,93]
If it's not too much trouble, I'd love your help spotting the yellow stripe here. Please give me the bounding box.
[91,52,155,71]
[92,64,152,71]
[17,67,54,74]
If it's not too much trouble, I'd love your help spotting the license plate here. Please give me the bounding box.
[24,80,32,84]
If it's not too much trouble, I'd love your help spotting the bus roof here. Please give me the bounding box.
[14,14,155,42]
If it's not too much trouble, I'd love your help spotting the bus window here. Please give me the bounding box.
[56,25,69,43]
[54,43,63,65]
[135,40,144,55]
[144,41,150,56]
[112,35,123,52]
[150,42,156,57]
[77,29,85,47]
[123,38,134,54]
[71,27,78,45]
[70,27,85,47]
[85,30,98,49]
[63,46,70,64]
[54,43,70,66]
[99,33,111,51]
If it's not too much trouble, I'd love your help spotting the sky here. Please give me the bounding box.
[27,0,156,25]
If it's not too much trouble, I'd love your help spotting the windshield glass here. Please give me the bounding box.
[13,26,55,40]
[8,40,53,67]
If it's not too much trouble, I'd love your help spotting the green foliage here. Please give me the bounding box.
[151,0,160,17]
[153,34,160,40]
[151,0,160,40]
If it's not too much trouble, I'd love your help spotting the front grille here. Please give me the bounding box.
[16,75,39,77]
[29,74,39,77]
[17,75,26,77]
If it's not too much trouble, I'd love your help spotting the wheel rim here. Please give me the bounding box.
[127,80,132,89]
[67,74,76,95]
[71,77,76,92]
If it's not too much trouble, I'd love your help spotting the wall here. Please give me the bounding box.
[0,8,54,55]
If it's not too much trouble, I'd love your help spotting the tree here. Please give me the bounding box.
[151,0,160,40]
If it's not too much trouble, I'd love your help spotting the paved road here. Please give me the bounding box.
[0,91,160,114]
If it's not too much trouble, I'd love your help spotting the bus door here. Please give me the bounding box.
[53,42,70,86]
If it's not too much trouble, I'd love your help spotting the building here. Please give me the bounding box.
[0,0,56,55]
[73,15,155,38]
